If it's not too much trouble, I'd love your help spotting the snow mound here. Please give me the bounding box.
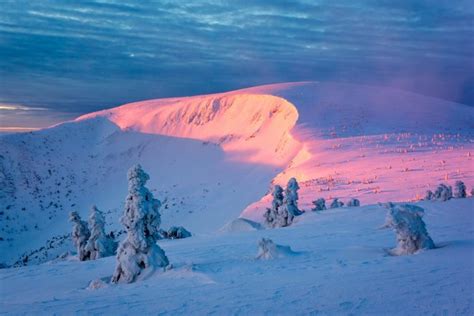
[220,218,263,233]
[256,238,298,260]
[87,278,109,290]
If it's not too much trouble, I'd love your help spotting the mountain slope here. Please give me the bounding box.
[1,82,473,267]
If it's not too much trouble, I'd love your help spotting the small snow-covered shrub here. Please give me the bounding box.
[69,211,90,261]
[433,183,452,201]
[166,226,192,239]
[347,198,360,207]
[454,181,466,198]
[424,190,434,201]
[87,278,109,290]
[112,164,169,284]
[330,198,344,209]
[311,198,326,211]
[383,203,435,255]
[85,205,117,260]
[256,238,296,260]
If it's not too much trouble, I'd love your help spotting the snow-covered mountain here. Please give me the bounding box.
[1,82,473,267]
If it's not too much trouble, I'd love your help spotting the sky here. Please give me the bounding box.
[0,0,473,131]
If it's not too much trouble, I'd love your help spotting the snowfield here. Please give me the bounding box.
[1,198,473,315]
[0,81,473,314]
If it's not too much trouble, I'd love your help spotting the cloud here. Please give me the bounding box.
[0,103,48,111]
[0,0,472,129]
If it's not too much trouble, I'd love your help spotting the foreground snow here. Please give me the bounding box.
[1,198,472,315]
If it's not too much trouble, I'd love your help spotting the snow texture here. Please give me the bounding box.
[111,164,169,284]
[311,198,326,211]
[84,205,116,260]
[220,218,263,233]
[384,203,435,255]
[69,211,90,261]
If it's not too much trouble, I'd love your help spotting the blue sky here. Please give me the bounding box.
[0,0,473,130]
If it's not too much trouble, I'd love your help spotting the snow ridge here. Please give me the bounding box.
[78,93,301,166]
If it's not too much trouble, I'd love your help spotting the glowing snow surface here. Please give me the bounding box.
[80,81,474,220]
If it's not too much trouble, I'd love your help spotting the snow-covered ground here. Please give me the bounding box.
[0,81,473,314]
[1,82,472,267]
[1,198,473,314]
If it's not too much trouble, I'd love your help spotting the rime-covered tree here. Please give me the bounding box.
[433,183,452,201]
[383,203,435,255]
[112,164,169,284]
[69,211,91,261]
[283,178,304,217]
[347,198,360,207]
[311,198,326,211]
[454,181,467,198]
[330,198,344,209]
[85,205,116,260]
[263,185,285,227]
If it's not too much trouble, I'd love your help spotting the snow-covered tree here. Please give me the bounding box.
[347,198,360,207]
[283,178,304,217]
[69,211,91,261]
[383,203,435,255]
[85,205,116,260]
[112,164,169,284]
[330,198,344,209]
[454,181,466,198]
[264,179,303,228]
[311,198,326,211]
[263,185,286,227]
[424,190,434,201]
[433,183,452,201]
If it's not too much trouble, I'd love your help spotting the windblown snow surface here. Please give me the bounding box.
[1,82,473,314]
